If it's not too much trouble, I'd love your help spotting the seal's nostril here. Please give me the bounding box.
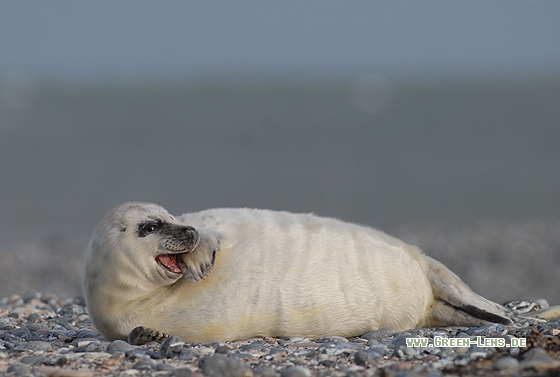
[184,226,196,233]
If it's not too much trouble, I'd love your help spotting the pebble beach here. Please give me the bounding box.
[2,221,560,376]
[2,293,560,377]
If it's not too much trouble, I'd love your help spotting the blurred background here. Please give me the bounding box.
[1,1,559,305]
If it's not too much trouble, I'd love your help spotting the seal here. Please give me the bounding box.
[85,202,515,344]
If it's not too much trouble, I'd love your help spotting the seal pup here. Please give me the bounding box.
[85,202,514,344]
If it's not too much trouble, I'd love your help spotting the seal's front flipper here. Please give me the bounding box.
[178,229,220,284]
[422,256,513,327]
[128,326,170,345]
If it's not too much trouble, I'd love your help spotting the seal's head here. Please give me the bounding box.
[84,202,202,340]
[86,202,200,286]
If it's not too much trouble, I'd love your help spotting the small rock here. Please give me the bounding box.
[469,349,490,361]
[19,355,46,365]
[75,340,106,353]
[354,350,380,366]
[107,339,135,354]
[59,304,86,316]
[125,348,148,359]
[288,337,308,342]
[159,335,186,358]
[145,349,161,359]
[319,359,336,368]
[402,347,418,357]
[12,330,32,340]
[26,313,40,322]
[7,363,32,376]
[465,324,508,336]
[215,345,232,354]
[119,370,141,377]
[133,359,156,370]
[43,356,68,367]
[493,356,520,370]
[156,363,175,371]
[21,340,53,352]
[520,347,555,368]
[280,366,311,377]
[425,371,443,377]
[240,341,266,351]
[231,352,258,359]
[454,355,471,367]
[425,347,442,356]
[315,336,348,344]
[27,322,48,331]
[269,348,288,357]
[170,368,194,377]
[77,329,98,338]
[509,347,521,357]
[361,328,397,340]
[253,367,280,377]
[198,353,251,377]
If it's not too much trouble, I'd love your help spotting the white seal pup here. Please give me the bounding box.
[84,202,514,344]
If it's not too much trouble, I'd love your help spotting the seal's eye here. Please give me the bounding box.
[137,221,161,237]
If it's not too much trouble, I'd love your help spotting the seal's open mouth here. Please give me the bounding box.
[156,253,185,274]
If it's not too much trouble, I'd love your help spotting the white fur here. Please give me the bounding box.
[84,202,509,343]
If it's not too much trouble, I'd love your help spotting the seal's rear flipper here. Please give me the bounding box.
[532,306,560,320]
[422,256,513,327]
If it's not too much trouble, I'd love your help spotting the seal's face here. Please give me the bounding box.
[135,217,200,279]
[99,202,201,283]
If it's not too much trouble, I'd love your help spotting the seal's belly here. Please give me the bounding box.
[157,210,433,342]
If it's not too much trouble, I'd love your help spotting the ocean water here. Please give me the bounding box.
[1,77,559,302]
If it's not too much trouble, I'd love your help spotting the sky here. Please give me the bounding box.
[1,1,559,82]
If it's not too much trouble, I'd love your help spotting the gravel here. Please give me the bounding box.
[2,293,560,376]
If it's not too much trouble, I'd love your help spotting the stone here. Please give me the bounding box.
[19,355,46,365]
[520,347,555,368]
[354,349,380,366]
[171,368,194,377]
[253,367,280,377]
[6,363,32,376]
[361,328,397,340]
[107,339,135,354]
[132,358,156,370]
[315,336,349,344]
[160,335,186,358]
[280,366,312,377]
[215,345,233,354]
[198,353,251,377]
[493,356,520,370]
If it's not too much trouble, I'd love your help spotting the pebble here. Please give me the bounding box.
[280,366,312,377]
[107,339,135,354]
[361,327,397,340]
[315,336,348,344]
[354,349,380,366]
[493,356,520,370]
[520,347,556,368]
[159,335,186,358]
[19,355,46,365]
[132,358,156,370]
[18,340,53,351]
[198,353,251,377]
[1,292,560,376]
[6,363,32,375]
[254,366,280,377]
[170,368,194,377]
[215,345,233,354]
